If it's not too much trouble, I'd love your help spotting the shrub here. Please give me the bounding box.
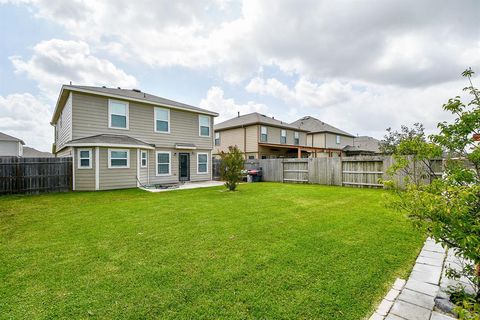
[219,146,244,191]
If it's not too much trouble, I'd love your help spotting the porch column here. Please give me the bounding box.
[297,148,301,159]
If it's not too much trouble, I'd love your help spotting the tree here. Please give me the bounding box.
[385,69,480,316]
[219,146,244,191]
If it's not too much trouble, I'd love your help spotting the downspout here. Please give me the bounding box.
[244,126,247,159]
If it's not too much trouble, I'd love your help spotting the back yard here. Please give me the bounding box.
[0,183,423,319]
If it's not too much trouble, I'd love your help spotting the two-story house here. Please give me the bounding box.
[213,112,310,159]
[0,132,24,157]
[290,116,355,157]
[51,85,218,191]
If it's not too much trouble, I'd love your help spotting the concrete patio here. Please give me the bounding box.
[140,180,224,192]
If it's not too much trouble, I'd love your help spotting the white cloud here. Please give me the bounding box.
[10,39,138,99]
[244,75,462,139]
[8,0,479,86]
[199,86,268,123]
[0,93,53,151]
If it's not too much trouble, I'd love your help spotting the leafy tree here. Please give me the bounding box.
[385,69,480,316]
[219,146,244,191]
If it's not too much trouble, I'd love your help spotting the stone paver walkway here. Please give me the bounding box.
[370,238,456,320]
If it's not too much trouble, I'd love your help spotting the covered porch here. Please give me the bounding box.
[258,143,344,159]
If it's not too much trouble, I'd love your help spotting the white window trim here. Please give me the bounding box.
[260,126,268,142]
[108,99,129,130]
[77,148,92,169]
[280,129,287,144]
[198,115,211,137]
[108,148,130,169]
[140,150,148,168]
[214,132,220,146]
[155,151,171,176]
[197,152,209,174]
[154,107,170,134]
[336,135,341,144]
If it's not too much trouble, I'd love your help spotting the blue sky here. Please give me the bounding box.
[0,0,479,151]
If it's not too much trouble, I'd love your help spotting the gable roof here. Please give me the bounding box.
[0,132,25,145]
[290,116,355,137]
[51,85,218,124]
[353,135,381,153]
[214,112,309,131]
[23,147,53,157]
[64,134,155,149]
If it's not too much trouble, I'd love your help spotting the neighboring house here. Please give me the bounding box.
[213,112,310,159]
[0,132,24,156]
[51,85,218,191]
[23,147,54,158]
[344,135,382,156]
[290,116,355,157]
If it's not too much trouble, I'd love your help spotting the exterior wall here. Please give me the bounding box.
[325,133,354,149]
[245,125,258,152]
[0,141,22,156]
[213,127,245,154]
[98,147,137,190]
[56,92,73,150]
[307,133,354,150]
[56,147,73,157]
[149,149,211,184]
[71,92,213,150]
[73,147,96,191]
[257,125,307,146]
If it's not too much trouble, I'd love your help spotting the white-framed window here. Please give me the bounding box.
[294,132,300,145]
[154,107,170,133]
[260,126,268,142]
[280,129,287,144]
[77,148,92,169]
[108,99,129,129]
[214,132,220,146]
[199,115,210,137]
[108,149,130,168]
[140,150,148,168]
[156,151,171,176]
[336,135,341,144]
[197,153,208,174]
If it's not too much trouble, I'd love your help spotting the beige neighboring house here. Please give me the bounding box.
[343,135,382,156]
[213,112,311,159]
[0,132,25,156]
[51,85,218,191]
[290,116,355,157]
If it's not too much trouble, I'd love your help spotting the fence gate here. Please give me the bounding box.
[283,160,309,183]
[341,159,384,188]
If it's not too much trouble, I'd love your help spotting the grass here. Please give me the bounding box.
[0,183,423,319]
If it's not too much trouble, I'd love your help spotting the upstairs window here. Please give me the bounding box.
[199,115,210,137]
[294,132,300,145]
[214,132,220,146]
[108,100,129,129]
[336,135,341,144]
[140,151,147,168]
[155,107,170,133]
[108,149,129,168]
[260,126,268,142]
[78,149,92,169]
[280,129,287,144]
[197,153,208,174]
[156,152,171,175]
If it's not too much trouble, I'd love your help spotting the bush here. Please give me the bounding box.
[219,146,244,191]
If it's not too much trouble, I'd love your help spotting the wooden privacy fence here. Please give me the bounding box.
[0,157,72,195]
[342,158,384,188]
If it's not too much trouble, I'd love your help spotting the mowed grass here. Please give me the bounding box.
[0,183,423,319]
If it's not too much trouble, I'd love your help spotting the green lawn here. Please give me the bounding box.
[0,183,423,319]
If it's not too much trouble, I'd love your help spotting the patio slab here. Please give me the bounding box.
[140,180,224,192]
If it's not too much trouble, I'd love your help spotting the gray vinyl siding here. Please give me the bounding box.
[56,147,72,157]
[325,133,354,149]
[99,147,137,190]
[71,92,213,149]
[258,125,307,146]
[149,148,211,184]
[74,147,95,191]
[245,125,258,152]
[56,92,73,150]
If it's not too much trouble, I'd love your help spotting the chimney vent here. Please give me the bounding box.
[117,87,121,89]
[237,112,240,117]
[132,89,141,93]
